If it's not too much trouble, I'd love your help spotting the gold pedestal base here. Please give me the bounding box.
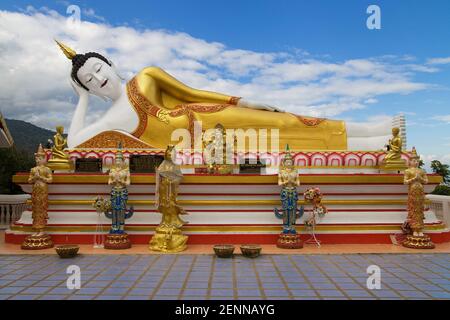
[104,233,131,250]
[47,160,73,172]
[402,234,435,249]
[21,234,54,250]
[380,160,407,172]
[276,233,303,249]
[149,226,188,253]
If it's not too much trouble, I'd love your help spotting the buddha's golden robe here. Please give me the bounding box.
[123,67,347,150]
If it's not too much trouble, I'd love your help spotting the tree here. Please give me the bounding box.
[418,159,425,169]
[430,160,450,185]
[0,146,34,194]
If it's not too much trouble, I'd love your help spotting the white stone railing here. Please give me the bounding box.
[427,194,450,228]
[0,194,30,229]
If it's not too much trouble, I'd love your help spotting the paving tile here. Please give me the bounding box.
[95,295,123,300]
[371,290,402,298]
[336,282,365,289]
[102,287,130,295]
[74,287,104,295]
[261,281,284,288]
[38,295,66,300]
[182,288,208,296]
[387,283,417,291]
[345,290,375,298]
[156,288,182,295]
[210,289,234,296]
[317,290,346,297]
[0,287,25,294]
[128,288,154,295]
[263,289,290,297]
[211,282,234,289]
[123,295,150,300]
[68,295,95,300]
[237,289,262,297]
[186,282,209,289]
[291,289,318,297]
[398,291,431,299]
[311,283,338,290]
[84,281,112,288]
[158,281,182,288]
[285,282,311,290]
[426,291,450,299]
[21,287,51,295]
[8,295,39,300]
[152,296,180,300]
[47,287,76,295]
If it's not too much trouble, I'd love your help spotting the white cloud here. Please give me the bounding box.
[431,115,450,124]
[427,57,450,65]
[0,8,435,130]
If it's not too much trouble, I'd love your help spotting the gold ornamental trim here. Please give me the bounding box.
[10,223,446,233]
[76,131,154,149]
[12,173,443,185]
[26,199,427,206]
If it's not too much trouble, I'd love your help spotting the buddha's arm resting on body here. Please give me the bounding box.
[141,67,281,111]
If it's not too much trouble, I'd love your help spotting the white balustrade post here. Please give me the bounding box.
[0,194,31,228]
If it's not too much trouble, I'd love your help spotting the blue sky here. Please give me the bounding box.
[0,0,449,163]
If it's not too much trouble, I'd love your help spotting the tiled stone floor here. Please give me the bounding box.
[0,254,448,300]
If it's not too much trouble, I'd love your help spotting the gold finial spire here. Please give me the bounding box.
[55,39,77,60]
[35,144,46,157]
[411,146,420,160]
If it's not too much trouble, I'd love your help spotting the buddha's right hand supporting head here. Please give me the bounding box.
[70,78,89,99]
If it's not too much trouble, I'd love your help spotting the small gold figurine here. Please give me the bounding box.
[47,126,72,171]
[381,127,407,171]
[202,124,234,174]
[402,150,435,249]
[149,145,189,252]
[21,144,54,250]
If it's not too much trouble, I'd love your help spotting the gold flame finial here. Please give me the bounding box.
[55,39,77,60]
[35,144,46,157]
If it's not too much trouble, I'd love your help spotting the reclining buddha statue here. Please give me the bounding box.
[56,41,404,151]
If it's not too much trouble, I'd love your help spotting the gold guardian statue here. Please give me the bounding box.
[21,144,54,250]
[402,149,435,249]
[149,145,189,252]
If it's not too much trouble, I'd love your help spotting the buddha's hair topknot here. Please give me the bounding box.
[71,52,111,91]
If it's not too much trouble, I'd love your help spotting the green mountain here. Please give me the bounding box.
[0,119,57,194]
[5,118,56,154]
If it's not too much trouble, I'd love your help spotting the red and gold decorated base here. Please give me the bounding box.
[7,171,448,246]
[104,233,131,250]
[21,233,53,250]
[402,234,435,249]
[277,233,303,249]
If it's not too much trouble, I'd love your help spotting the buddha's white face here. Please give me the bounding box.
[77,57,122,100]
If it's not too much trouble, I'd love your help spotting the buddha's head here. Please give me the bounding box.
[282,144,294,168]
[56,126,64,135]
[410,157,420,168]
[34,144,46,166]
[165,145,175,161]
[114,143,126,169]
[392,127,400,137]
[56,40,122,100]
